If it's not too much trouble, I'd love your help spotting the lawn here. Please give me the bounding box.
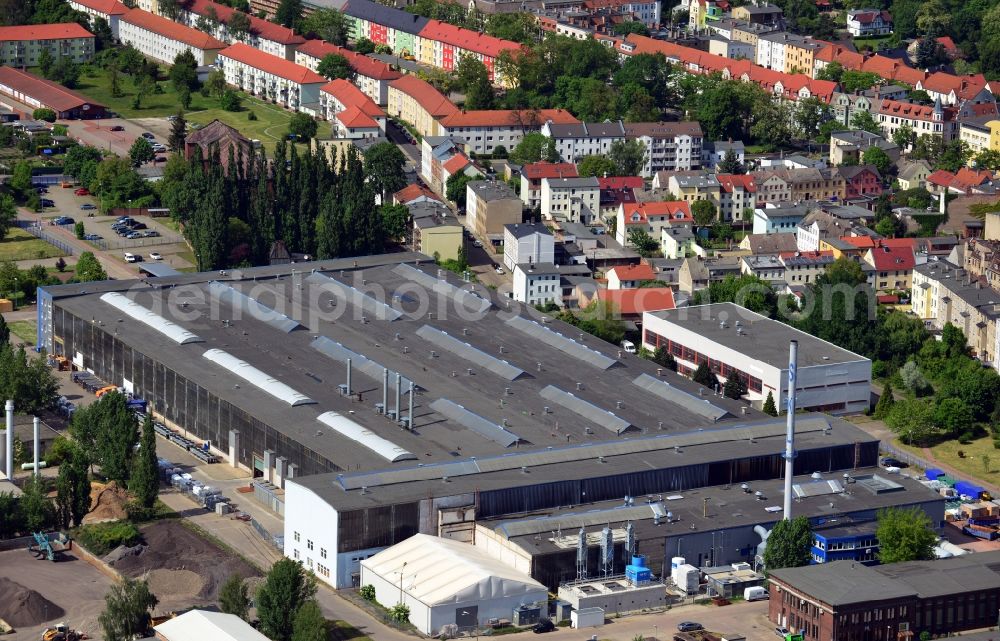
[0,227,66,261]
[894,435,1000,486]
[854,35,893,52]
[7,320,37,344]
[70,66,220,119]
[185,95,328,153]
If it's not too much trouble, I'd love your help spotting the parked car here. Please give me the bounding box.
[473,239,483,248]
[775,627,790,637]
[130,222,147,230]
[74,188,90,196]
[143,230,160,238]
[152,143,166,152]
[126,232,143,239]
[141,132,155,140]
[40,199,55,208]
[80,203,96,210]
[881,457,905,468]
[149,252,162,260]
[124,253,138,263]
[677,622,703,632]
[111,125,125,132]
[494,265,504,275]
[621,339,637,354]
[532,620,555,634]
[36,186,48,194]
[83,234,102,240]
[52,216,74,225]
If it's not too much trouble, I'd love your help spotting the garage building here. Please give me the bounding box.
[0,67,108,119]
[360,533,548,635]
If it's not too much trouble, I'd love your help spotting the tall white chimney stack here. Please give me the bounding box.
[4,400,12,480]
[33,416,40,478]
[783,340,798,520]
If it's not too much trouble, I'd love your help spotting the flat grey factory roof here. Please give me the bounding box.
[772,550,1000,606]
[490,468,941,557]
[292,415,876,510]
[49,254,759,475]
[647,303,869,368]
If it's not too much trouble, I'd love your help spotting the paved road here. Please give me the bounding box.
[19,210,137,280]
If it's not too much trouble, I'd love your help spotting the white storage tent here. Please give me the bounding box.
[360,533,548,635]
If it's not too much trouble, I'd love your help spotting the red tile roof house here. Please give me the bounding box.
[393,183,442,206]
[598,176,643,217]
[177,0,303,59]
[0,23,96,67]
[590,287,676,326]
[0,66,108,119]
[119,8,225,65]
[615,201,692,247]
[216,42,325,112]
[862,242,916,292]
[68,0,128,36]
[436,108,578,156]
[606,263,657,289]
[295,39,400,105]
[926,167,994,195]
[318,78,385,138]
[519,162,578,209]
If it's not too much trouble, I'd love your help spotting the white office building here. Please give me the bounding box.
[642,302,872,414]
[624,121,703,177]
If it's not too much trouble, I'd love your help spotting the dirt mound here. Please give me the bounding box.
[107,520,259,602]
[104,543,147,564]
[0,576,65,627]
[85,481,130,523]
[145,569,204,601]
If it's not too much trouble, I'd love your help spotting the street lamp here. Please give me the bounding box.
[12,276,17,311]
[398,560,407,605]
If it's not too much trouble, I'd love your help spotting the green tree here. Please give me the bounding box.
[885,398,936,445]
[850,110,882,135]
[96,391,140,483]
[455,54,495,110]
[763,516,812,573]
[219,90,242,112]
[129,414,158,509]
[862,146,892,178]
[380,203,410,240]
[446,173,475,208]
[717,149,745,175]
[577,155,617,178]
[363,142,407,203]
[840,70,881,93]
[692,362,719,390]
[11,160,32,194]
[354,37,375,54]
[74,220,85,240]
[0,193,15,242]
[74,251,108,282]
[650,346,676,371]
[301,8,349,44]
[316,53,354,81]
[794,96,831,141]
[39,47,54,77]
[32,107,56,122]
[51,57,80,88]
[227,10,252,39]
[627,228,658,257]
[257,558,318,641]
[691,199,716,227]
[763,391,778,416]
[0,343,60,414]
[892,123,915,150]
[608,139,646,176]
[509,132,550,165]
[0,315,8,345]
[873,380,895,419]
[933,397,974,436]
[723,374,747,400]
[388,603,411,624]
[219,574,251,620]
[288,113,318,141]
[99,577,159,641]
[0,491,23,538]
[275,0,303,28]
[129,137,155,168]
[291,600,328,641]
[876,506,936,564]
[20,476,52,532]
[55,443,90,528]
[170,49,200,94]
[204,69,227,98]
[815,60,843,83]
[168,110,187,152]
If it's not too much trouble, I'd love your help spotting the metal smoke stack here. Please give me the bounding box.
[783,340,798,520]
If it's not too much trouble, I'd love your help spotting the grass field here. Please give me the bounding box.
[0,227,65,261]
[894,435,1000,485]
[70,66,220,119]
[185,95,328,153]
[7,320,37,344]
[854,35,893,52]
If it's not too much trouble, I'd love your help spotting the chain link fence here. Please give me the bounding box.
[15,220,76,255]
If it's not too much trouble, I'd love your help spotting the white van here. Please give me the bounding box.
[744,586,768,601]
[621,339,637,354]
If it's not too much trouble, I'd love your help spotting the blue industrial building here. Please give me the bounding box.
[810,523,880,565]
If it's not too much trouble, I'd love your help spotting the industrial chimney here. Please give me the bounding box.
[783,340,798,520]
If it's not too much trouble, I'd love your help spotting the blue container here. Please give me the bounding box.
[925,468,945,480]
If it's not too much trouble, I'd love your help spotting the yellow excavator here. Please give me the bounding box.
[41,623,86,641]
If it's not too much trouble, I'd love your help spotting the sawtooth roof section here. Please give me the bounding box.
[393,263,491,314]
[310,336,414,391]
[539,385,632,435]
[415,324,524,381]
[306,272,402,321]
[632,373,729,422]
[428,398,521,447]
[100,292,203,345]
[506,315,616,370]
[208,281,301,333]
[202,348,315,406]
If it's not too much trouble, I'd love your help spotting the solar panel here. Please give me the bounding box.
[208,281,300,333]
[506,316,616,370]
[306,272,402,321]
[100,292,203,345]
[429,398,521,447]
[539,385,631,435]
[632,373,729,422]
[310,336,413,391]
[393,263,491,314]
[415,325,524,381]
[202,348,315,406]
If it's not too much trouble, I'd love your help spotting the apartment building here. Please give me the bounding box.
[741,254,785,287]
[829,92,874,128]
[0,23,95,68]
[661,225,699,259]
[753,167,846,202]
[585,0,661,27]
[386,74,457,138]
[708,36,755,60]
[540,176,600,224]
[703,140,744,170]
[731,3,784,26]
[729,21,780,51]
[177,0,303,59]
[875,98,957,143]
[420,136,476,197]
[717,174,757,223]
[753,202,811,235]
[466,180,522,239]
[541,120,626,163]
[318,79,385,139]
[411,201,463,262]
[837,164,883,199]
[912,260,1000,364]
[519,161,577,209]
[781,250,835,285]
[616,201,692,247]
[606,263,656,289]
[512,263,561,306]
[863,242,916,292]
[295,40,401,105]
[216,43,325,111]
[846,9,892,37]
[414,19,520,85]
[503,223,554,272]
[829,130,899,165]
[965,238,1000,287]
[68,0,128,38]
[916,71,995,106]
[437,109,578,156]
[120,8,225,65]
[756,31,822,75]
[667,172,722,207]
[797,210,864,252]
[623,121,703,178]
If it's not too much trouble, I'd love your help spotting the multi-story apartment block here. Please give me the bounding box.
[420,136,475,197]
[466,180,522,239]
[386,74,457,139]
[623,121,702,178]
[410,201,463,262]
[875,98,956,143]
[519,162,577,210]
[863,242,916,292]
[616,201,692,247]
[753,168,846,202]
[703,140,744,170]
[68,0,128,38]
[915,72,995,106]
[120,9,225,65]
[708,36,755,60]
[729,20,780,51]
[177,0,303,59]
[756,31,821,75]
[837,164,883,199]
[216,43,325,111]
[540,176,600,224]
[666,172,722,207]
[829,130,899,165]
[912,260,1000,364]
[732,3,784,26]
[717,174,757,223]
[318,79,385,139]
[541,120,626,163]
[584,0,661,27]
[503,222,554,272]
[0,23,95,68]
[438,109,578,157]
[753,202,812,235]
[295,40,400,106]
[780,250,835,286]
[846,9,892,37]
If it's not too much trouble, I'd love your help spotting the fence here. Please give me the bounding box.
[15,220,76,255]
[250,517,283,551]
[880,443,934,471]
[93,232,185,251]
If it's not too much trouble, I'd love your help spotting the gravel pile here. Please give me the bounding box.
[0,577,65,627]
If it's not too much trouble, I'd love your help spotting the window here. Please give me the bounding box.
[321,548,327,559]
[294,532,300,542]
[293,549,300,560]
[307,540,314,550]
